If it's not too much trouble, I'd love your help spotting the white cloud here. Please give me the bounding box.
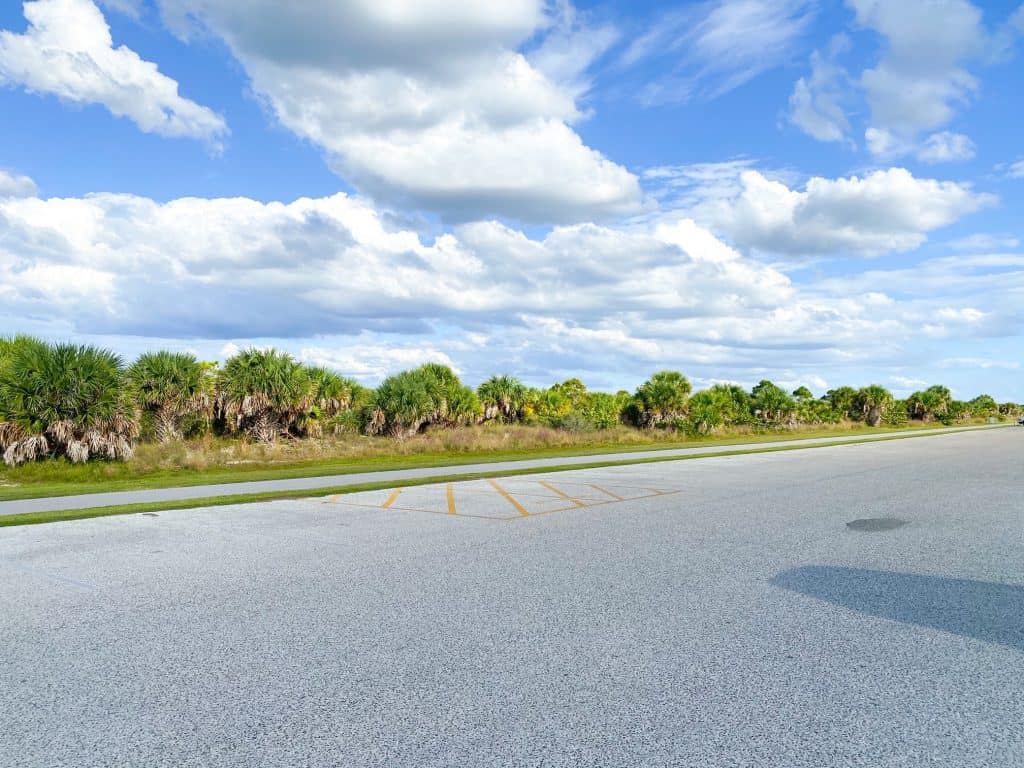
[300,343,459,384]
[0,0,226,143]
[916,131,976,163]
[0,188,792,341]
[848,0,984,143]
[938,357,1020,370]
[156,0,640,222]
[947,233,1019,251]
[788,35,853,143]
[693,167,992,258]
[891,375,927,388]
[2,186,1021,394]
[0,169,37,197]
[1008,159,1024,178]
[623,0,815,104]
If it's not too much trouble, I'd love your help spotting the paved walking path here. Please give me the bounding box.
[0,424,1005,515]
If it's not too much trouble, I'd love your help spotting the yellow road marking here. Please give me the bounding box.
[326,494,344,504]
[382,489,402,509]
[488,479,530,516]
[446,484,457,515]
[588,483,624,501]
[538,480,587,508]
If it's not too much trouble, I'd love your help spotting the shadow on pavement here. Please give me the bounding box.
[771,566,1024,651]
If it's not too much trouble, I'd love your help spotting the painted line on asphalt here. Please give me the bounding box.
[446,484,457,515]
[539,480,587,508]
[381,489,402,509]
[589,483,625,501]
[488,479,531,517]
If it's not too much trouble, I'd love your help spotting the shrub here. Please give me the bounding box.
[0,340,138,465]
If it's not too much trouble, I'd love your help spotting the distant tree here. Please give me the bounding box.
[968,394,998,418]
[854,385,894,427]
[477,375,527,422]
[367,364,479,437]
[685,387,736,435]
[300,366,357,437]
[792,386,814,401]
[127,351,213,442]
[751,380,795,424]
[633,371,692,427]
[907,385,952,422]
[825,387,858,420]
[0,341,137,465]
[217,348,312,443]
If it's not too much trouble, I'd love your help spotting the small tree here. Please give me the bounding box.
[633,371,692,427]
[217,349,312,442]
[751,380,795,424]
[854,385,894,427]
[825,386,858,420]
[127,351,213,442]
[477,375,527,422]
[0,340,138,465]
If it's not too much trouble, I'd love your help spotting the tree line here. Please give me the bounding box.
[0,336,1018,467]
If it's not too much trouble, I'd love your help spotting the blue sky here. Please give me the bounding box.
[1,0,1022,400]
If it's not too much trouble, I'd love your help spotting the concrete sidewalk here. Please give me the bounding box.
[0,424,1005,515]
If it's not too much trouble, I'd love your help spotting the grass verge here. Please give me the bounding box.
[0,426,1004,528]
[0,422,983,502]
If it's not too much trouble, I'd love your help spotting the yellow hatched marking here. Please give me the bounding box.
[382,489,402,509]
[588,484,624,501]
[446,484,457,515]
[488,479,530,516]
[538,481,587,508]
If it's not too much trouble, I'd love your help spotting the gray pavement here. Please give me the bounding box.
[0,424,1003,515]
[1,427,1022,767]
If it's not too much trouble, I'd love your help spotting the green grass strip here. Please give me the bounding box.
[0,422,984,502]
[0,426,1003,528]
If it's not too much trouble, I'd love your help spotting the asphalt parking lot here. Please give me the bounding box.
[1,428,1022,767]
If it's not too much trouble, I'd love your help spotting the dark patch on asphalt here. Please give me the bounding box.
[846,517,906,531]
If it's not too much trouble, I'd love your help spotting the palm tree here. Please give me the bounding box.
[751,380,795,424]
[633,371,692,427]
[217,349,312,442]
[686,388,733,435]
[854,385,894,427]
[0,340,138,465]
[367,364,480,436]
[825,386,858,420]
[477,375,527,422]
[127,351,213,442]
[301,366,357,437]
[907,385,952,422]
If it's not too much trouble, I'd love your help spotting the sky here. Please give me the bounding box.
[1,0,1022,400]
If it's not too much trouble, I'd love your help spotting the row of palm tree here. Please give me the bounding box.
[0,336,1018,466]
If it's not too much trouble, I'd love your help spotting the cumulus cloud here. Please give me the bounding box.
[848,0,985,150]
[299,343,460,384]
[0,169,37,197]
[622,0,815,104]
[916,131,976,163]
[679,167,992,258]
[0,188,792,342]
[0,0,226,143]
[787,35,853,144]
[2,185,1020,392]
[155,0,640,222]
